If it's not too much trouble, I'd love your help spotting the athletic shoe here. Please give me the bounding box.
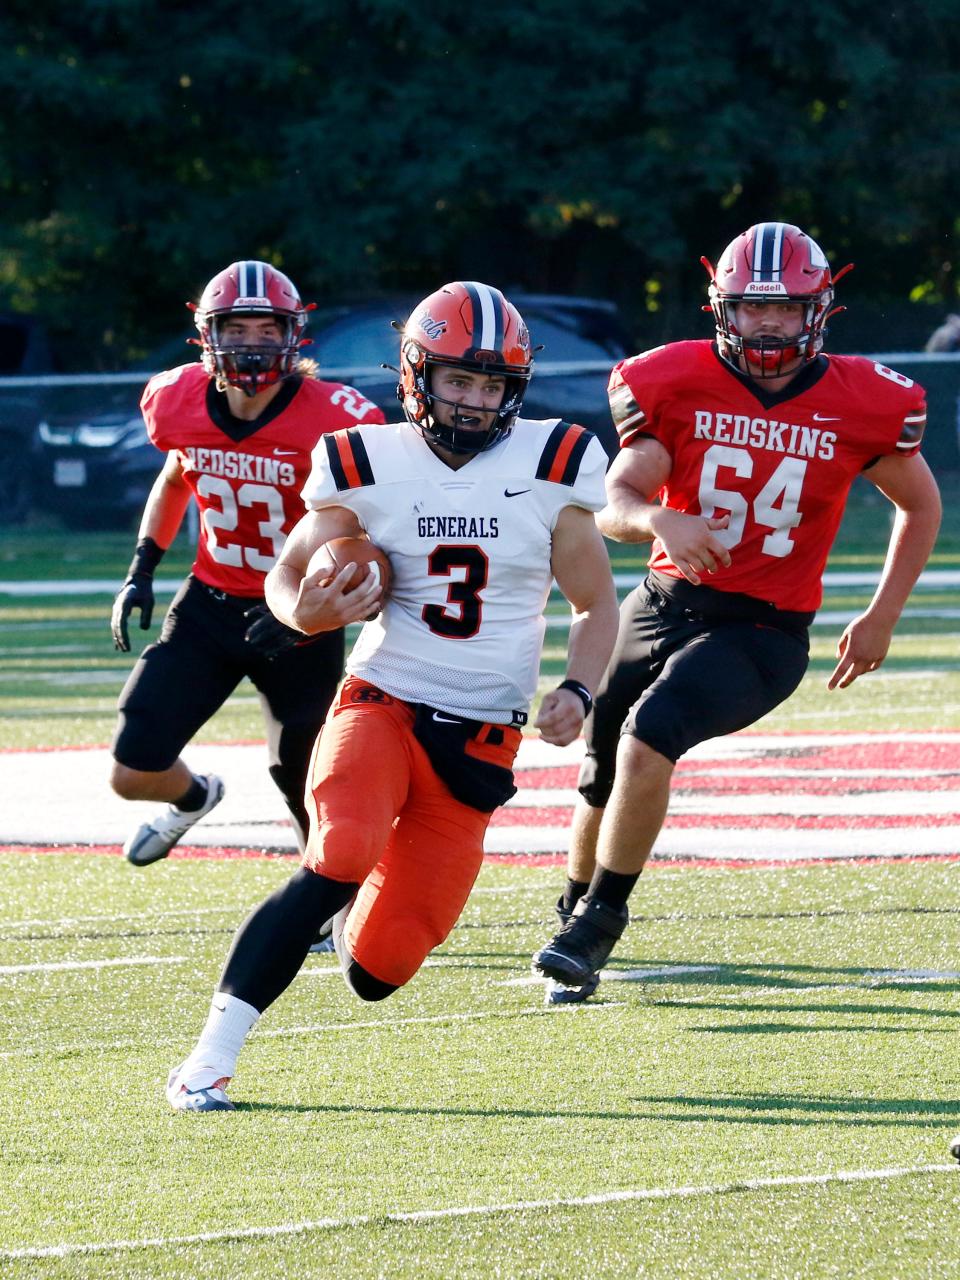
[309,919,336,954]
[165,1062,235,1113]
[540,896,600,1003]
[950,1132,960,1163]
[124,774,225,866]
[532,896,628,987]
[544,971,602,1005]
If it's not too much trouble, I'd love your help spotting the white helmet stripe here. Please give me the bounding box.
[463,280,498,349]
[754,222,785,281]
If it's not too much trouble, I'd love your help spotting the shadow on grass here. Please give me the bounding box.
[626,1091,960,1127]
[233,1091,960,1127]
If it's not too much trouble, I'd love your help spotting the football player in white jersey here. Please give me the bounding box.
[166,281,619,1111]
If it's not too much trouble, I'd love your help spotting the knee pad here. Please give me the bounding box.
[339,953,398,1003]
[577,752,614,808]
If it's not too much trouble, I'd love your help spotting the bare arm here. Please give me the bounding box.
[137,451,193,548]
[828,453,941,689]
[534,505,620,747]
[598,438,731,584]
[264,507,382,634]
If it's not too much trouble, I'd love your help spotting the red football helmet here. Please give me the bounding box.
[704,223,848,378]
[398,281,534,454]
[190,260,310,396]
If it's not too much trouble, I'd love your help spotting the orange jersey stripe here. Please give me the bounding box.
[545,424,586,483]
[335,432,363,489]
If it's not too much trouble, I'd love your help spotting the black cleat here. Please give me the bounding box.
[532,896,628,987]
[950,1132,960,1164]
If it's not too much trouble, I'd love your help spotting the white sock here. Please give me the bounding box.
[183,993,260,1079]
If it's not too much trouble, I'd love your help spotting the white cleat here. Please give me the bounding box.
[166,1062,235,1113]
[124,774,225,866]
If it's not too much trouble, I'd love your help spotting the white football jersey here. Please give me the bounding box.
[301,418,607,722]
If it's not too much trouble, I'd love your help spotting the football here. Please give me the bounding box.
[306,536,392,600]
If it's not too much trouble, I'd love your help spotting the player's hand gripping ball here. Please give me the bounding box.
[307,536,392,617]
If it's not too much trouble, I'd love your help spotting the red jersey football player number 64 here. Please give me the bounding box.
[108,261,384,866]
[533,221,942,1003]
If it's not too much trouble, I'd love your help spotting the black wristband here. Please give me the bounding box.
[126,536,165,579]
[557,678,593,717]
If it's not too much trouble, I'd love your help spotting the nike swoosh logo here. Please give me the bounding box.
[811,413,841,422]
[504,488,531,498]
[432,711,461,724]
[273,448,298,456]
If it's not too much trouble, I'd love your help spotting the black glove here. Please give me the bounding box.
[243,604,302,660]
[111,537,164,651]
[111,573,156,651]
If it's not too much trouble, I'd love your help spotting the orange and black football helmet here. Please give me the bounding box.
[190,260,310,396]
[398,281,534,454]
[703,223,850,378]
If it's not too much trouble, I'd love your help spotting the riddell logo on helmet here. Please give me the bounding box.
[233,295,271,307]
[744,282,788,295]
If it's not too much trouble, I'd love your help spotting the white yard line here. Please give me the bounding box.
[505,965,720,989]
[0,955,184,976]
[0,1000,623,1059]
[1,1162,953,1262]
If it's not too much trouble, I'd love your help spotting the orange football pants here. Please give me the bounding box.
[302,676,520,988]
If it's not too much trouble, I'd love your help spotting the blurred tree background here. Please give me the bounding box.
[0,0,957,368]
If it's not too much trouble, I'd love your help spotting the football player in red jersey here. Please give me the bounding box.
[532,221,942,1001]
[164,281,619,1111]
[108,260,385,867]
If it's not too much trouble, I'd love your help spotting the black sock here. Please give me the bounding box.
[561,878,590,915]
[587,866,639,913]
[175,775,208,812]
[220,867,359,1012]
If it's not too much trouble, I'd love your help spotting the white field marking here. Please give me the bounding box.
[505,783,960,812]
[505,965,720,989]
[297,958,448,980]
[469,881,556,895]
[0,1000,625,1060]
[3,567,960,598]
[659,969,960,1006]
[255,1002,621,1040]
[676,766,960,779]
[0,955,185,976]
[668,791,960,816]
[1,905,240,931]
[1,1163,954,1262]
[864,969,960,983]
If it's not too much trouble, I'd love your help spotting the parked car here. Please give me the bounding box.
[32,295,629,528]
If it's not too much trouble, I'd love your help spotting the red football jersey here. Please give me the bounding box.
[608,341,926,611]
[142,363,385,596]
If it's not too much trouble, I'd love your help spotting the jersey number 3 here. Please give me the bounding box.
[422,545,489,638]
[699,445,806,558]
